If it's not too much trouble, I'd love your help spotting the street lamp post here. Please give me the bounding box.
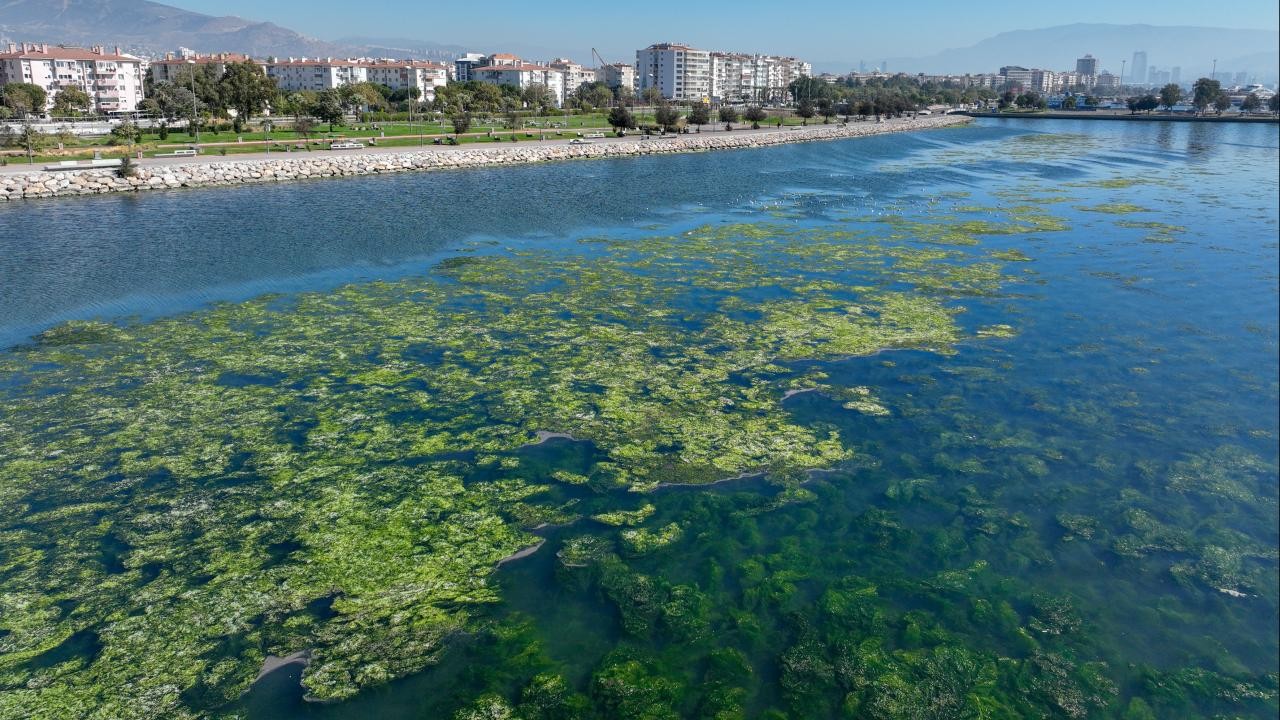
[187,59,199,147]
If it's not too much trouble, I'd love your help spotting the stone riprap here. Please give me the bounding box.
[1,116,969,201]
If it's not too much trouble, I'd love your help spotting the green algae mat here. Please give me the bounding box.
[0,121,1277,720]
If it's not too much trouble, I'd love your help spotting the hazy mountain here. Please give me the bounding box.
[884,24,1279,80]
[332,36,470,61]
[0,0,355,57]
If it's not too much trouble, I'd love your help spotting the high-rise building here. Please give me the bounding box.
[709,52,811,103]
[636,43,712,102]
[1130,51,1148,87]
[1075,54,1098,75]
[1170,66,1181,84]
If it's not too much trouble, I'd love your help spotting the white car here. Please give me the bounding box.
[568,138,591,145]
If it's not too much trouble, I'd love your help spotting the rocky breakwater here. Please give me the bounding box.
[0,115,969,202]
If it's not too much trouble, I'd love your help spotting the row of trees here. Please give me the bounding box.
[1126,79,1279,115]
[0,83,96,119]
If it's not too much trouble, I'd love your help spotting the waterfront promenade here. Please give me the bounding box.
[0,114,968,201]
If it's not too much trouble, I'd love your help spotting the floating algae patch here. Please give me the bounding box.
[0,212,1051,718]
[1076,203,1149,215]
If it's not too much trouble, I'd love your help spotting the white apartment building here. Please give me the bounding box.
[549,58,596,98]
[262,58,447,100]
[265,58,367,92]
[0,42,145,114]
[471,62,566,106]
[635,43,711,102]
[454,53,486,82]
[362,60,449,102]
[150,51,255,85]
[709,52,811,104]
[998,66,1058,94]
[597,62,635,93]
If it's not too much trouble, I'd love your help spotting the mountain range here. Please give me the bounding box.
[882,23,1278,80]
[2,1,1277,83]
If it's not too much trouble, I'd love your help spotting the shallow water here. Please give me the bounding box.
[0,119,1276,720]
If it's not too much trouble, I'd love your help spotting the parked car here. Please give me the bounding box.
[568,138,591,145]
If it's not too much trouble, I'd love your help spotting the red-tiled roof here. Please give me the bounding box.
[0,47,137,62]
[153,53,253,65]
[473,64,562,73]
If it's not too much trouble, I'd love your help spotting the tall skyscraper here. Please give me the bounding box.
[1076,54,1098,75]
[1170,66,1181,84]
[1130,51,1148,87]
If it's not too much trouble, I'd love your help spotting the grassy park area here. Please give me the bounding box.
[1,107,853,166]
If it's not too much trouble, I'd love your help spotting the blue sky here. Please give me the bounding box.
[168,0,1279,65]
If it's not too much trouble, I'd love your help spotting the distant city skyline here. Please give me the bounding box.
[161,0,1279,65]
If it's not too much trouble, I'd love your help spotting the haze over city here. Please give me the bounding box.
[161,0,1279,63]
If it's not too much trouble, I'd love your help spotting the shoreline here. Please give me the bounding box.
[963,110,1280,124]
[0,115,969,202]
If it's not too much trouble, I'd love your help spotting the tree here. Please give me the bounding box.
[219,60,277,131]
[52,87,93,116]
[744,105,767,129]
[654,103,681,132]
[573,81,614,110]
[172,65,223,113]
[450,111,472,137]
[110,121,142,145]
[1062,96,1077,110]
[817,98,836,123]
[641,86,663,106]
[141,82,200,123]
[521,83,556,114]
[18,121,46,163]
[311,90,346,131]
[1159,83,1182,111]
[687,103,711,129]
[1191,78,1221,114]
[1213,92,1231,114]
[718,106,738,125]
[3,83,48,117]
[1240,93,1261,113]
[795,99,815,125]
[293,117,316,140]
[607,105,634,132]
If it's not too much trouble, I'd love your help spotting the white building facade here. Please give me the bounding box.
[363,60,449,102]
[597,62,635,93]
[150,52,256,85]
[709,52,811,104]
[0,42,145,114]
[549,58,597,98]
[471,64,566,106]
[635,43,711,102]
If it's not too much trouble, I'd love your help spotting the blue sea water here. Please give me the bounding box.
[0,118,1276,719]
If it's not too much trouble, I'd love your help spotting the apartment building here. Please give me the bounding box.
[998,66,1059,93]
[470,62,566,106]
[709,52,811,103]
[265,57,367,92]
[261,57,448,100]
[454,53,486,82]
[596,62,635,93]
[150,51,255,85]
[361,60,449,101]
[549,58,596,98]
[0,42,145,114]
[635,43,711,102]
